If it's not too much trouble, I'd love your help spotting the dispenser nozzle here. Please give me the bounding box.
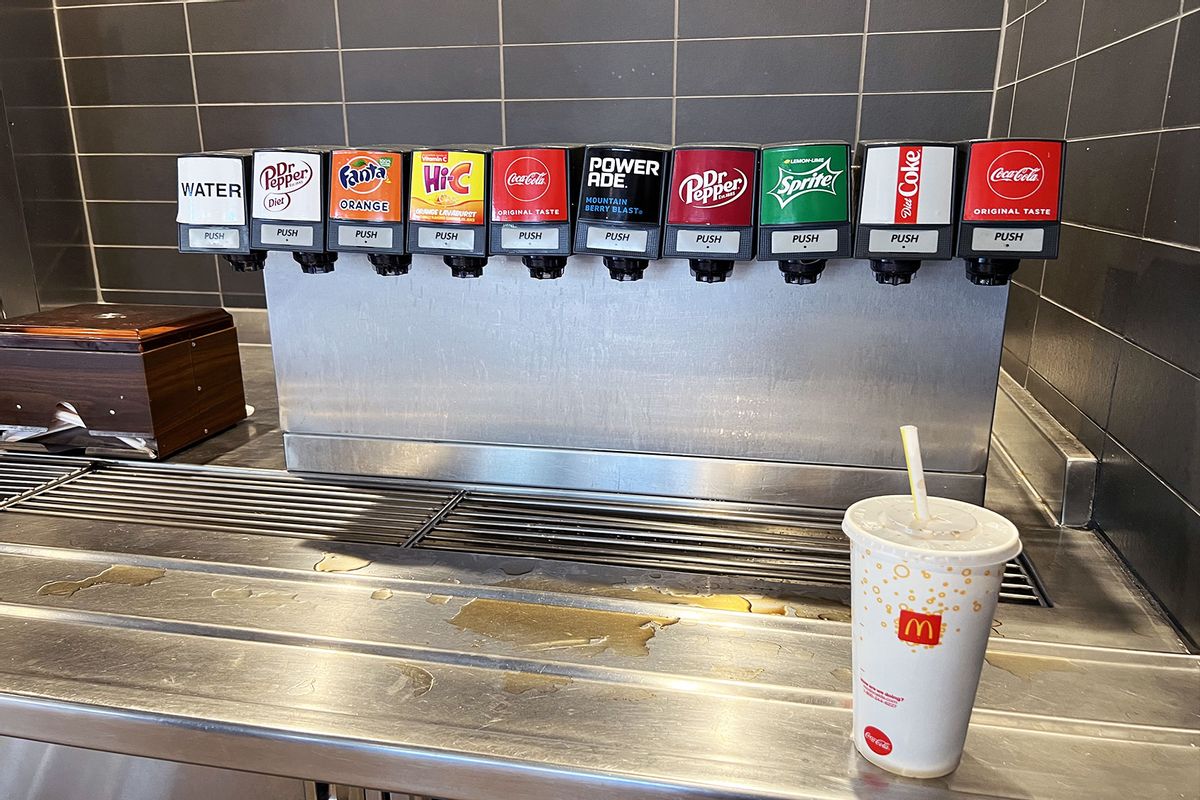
[522,255,566,280]
[965,257,1020,286]
[689,259,733,283]
[368,253,412,277]
[444,255,487,279]
[778,258,826,286]
[870,258,921,285]
[222,250,267,273]
[602,256,648,282]
[293,251,338,274]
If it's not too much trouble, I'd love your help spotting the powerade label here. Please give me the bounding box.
[963,139,1063,222]
[858,145,955,226]
[252,151,322,222]
[666,147,756,226]
[578,146,667,225]
[329,150,403,223]
[491,148,569,223]
[759,144,849,226]
[409,150,485,226]
[177,157,246,225]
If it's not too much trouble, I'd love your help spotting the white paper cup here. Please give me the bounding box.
[843,495,1021,778]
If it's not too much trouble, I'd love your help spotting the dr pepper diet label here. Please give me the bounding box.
[858,144,955,226]
[177,156,246,225]
[409,150,486,225]
[759,144,849,225]
[963,140,1064,222]
[666,148,756,226]
[579,146,668,225]
[491,148,569,223]
[328,150,403,223]
[252,151,322,222]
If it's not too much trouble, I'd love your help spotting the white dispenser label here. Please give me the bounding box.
[772,228,837,253]
[859,145,955,226]
[338,225,393,249]
[501,225,559,249]
[418,226,474,251]
[261,224,314,247]
[868,229,939,253]
[586,226,647,252]
[177,157,246,225]
[971,227,1044,252]
[251,151,322,222]
[675,229,740,254]
[187,227,240,249]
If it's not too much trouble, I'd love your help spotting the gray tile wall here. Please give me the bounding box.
[0,0,96,309]
[49,0,1004,310]
[993,0,1200,646]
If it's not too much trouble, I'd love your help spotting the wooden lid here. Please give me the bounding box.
[0,304,234,352]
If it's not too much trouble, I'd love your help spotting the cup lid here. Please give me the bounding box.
[842,495,1021,566]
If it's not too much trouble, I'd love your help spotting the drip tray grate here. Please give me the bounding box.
[0,457,1049,605]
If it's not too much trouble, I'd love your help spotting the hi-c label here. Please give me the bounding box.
[410,150,486,226]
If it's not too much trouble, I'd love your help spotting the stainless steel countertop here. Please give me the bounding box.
[0,346,1196,799]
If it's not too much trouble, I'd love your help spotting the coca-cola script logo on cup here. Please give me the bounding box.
[678,169,747,209]
[504,156,551,203]
[260,161,312,212]
[863,726,893,756]
[986,150,1044,200]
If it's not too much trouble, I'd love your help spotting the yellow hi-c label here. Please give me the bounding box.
[410,150,485,225]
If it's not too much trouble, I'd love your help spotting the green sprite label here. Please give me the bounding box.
[759,144,850,226]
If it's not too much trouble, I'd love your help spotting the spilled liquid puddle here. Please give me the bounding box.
[985,652,1084,681]
[502,672,572,697]
[370,588,393,600]
[38,565,166,598]
[425,594,451,605]
[385,664,434,698]
[494,576,850,622]
[314,553,371,573]
[211,586,298,607]
[449,598,678,657]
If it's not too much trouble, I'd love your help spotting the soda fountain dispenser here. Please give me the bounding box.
[327,146,413,276]
[956,138,1066,285]
[854,142,957,285]
[662,144,758,283]
[489,145,583,279]
[177,150,264,272]
[573,143,670,282]
[251,147,335,274]
[756,142,853,285]
[406,146,490,278]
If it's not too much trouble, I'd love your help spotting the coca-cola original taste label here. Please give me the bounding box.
[491,148,569,223]
[667,148,756,226]
[963,140,1063,222]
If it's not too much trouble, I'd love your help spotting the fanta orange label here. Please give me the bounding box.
[329,150,403,222]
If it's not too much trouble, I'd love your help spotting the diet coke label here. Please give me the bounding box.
[252,150,322,222]
[491,148,569,222]
[858,144,955,226]
[963,140,1064,222]
[667,147,757,226]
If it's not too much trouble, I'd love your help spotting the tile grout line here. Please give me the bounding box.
[180,0,221,304]
[332,0,350,146]
[497,0,506,145]
[49,0,102,303]
[1005,4,1023,137]
[853,0,871,145]
[671,0,678,145]
[1059,0,1085,140]
[1140,4,1183,237]
[987,0,1011,136]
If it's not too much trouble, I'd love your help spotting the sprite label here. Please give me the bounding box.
[759,144,850,226]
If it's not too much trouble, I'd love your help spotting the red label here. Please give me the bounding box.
[666,148,756,226]
[898,609,942,646]
[963,139,1064,222]
[490,148,570,223]
[894,146,922,223]
[863,726,893,756]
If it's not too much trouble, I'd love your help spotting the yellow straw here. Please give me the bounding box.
[900,425,931,522]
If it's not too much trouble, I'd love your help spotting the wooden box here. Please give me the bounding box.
[0,304,246,458]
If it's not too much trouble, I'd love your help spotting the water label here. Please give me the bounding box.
[177,156,247,225]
